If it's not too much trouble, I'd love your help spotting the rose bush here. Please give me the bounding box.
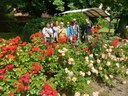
[0,32,128,96]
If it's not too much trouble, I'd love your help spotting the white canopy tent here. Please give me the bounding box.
[61,8,110,18]
[60,8,112,33]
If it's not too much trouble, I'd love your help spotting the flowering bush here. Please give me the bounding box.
[0,32,128,96]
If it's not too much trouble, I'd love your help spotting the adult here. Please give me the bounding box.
[83,18,92,41]
[71,19,79,40]
[50,22,55,37]
[66,22,72,41]
[42,22,53,42]
[57,22,67,38]
[53,21,59,41]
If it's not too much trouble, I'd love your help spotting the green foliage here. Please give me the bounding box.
[23,13,87,42]
[22,18,49,42]
[0,32,128,95]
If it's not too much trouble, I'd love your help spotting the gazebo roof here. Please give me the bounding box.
[61,8,110,18]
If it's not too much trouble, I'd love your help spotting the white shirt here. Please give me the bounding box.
[42,27,53,38]
[53,26,60,38]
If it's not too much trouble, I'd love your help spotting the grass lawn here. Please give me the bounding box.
[99,27,114,33]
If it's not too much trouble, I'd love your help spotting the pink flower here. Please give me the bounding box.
[9,92,14,96]
[24,86,28,92]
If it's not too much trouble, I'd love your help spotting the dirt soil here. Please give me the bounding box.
[91,77,128,96]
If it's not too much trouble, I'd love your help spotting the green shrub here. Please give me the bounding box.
[23,13,87,42]
[22,18,49,42]
[97,18,116,29]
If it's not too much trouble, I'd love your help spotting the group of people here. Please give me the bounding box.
[42,18,100,43]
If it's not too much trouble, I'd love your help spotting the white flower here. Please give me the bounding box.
[68,71,74,77]
[104,75,109,80]
[62,53,65,56]
[108,48,112,52]
[66,76,71,81]
[87,80,91,85]
[58,49,65,53]
[92,91,99,96]
[85,56,89,60]
[91,67,98,74]
[108,53,111,57]
[90,60,94,64]
[96,59,101,63]
[68,58,75,65]
[83,94,89,96]
[79,71,85,77]
[74,92,80,96]
[116,63,120,68]
[88,64,93,68]
[126,69,128,75]
[109,75,113,79]
[65,68,69,73]
[98,67,103,71]
[106,61,111,66]
[87,71,91,76]
[72,77,77,82]
[106,49,109,52]
[62,47,68,52]
[89,54,93,58]
[122,81,127,84]
[102,54,106,59]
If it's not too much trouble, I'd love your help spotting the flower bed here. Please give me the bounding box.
[0,32,128,96]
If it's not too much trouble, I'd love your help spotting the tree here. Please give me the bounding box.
[95,0,128,38]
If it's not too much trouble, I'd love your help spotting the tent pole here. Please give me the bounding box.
[108,16,111,33]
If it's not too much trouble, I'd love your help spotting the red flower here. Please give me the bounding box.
[57,36,67,43]
[0,53,4,58]
[52,43,57,48]
[9,92,14,96]
[38,55,43,59]
[18,42,27,46]
[0,69,5,74]
[90,43,96,48]
[28,51,32,55]
[1,46,8,52]
[17,83,24,93]
[0,38,3,43]
[71,43,75,47]
[30,32,45,39]
[112,38,119,47]
[24,86,28,92]
[84,47,90,54]
[6,36,20,45]
[5,64,14,71]
[31,46,40,52]
[6,54,16,59]
[7,45,17,53]
[31,62,42,75]
[0,75,4,80]
[40,84,58,96]
[45,46,54,56]
[18,72,30,84]
[43,84,52,90]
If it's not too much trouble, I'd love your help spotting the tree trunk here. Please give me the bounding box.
[117,15,128,38]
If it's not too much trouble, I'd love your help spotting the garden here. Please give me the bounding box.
[0,30,128,96]
[0,0,128,96]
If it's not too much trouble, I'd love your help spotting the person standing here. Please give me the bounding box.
[71,19,79,40]
[83,18,92,41]
[57,22,67,38]
[66,21,72,42]
[53,21,59,41]
[42,22,53,42]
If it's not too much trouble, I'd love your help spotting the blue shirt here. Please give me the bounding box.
[66,26,71,37]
